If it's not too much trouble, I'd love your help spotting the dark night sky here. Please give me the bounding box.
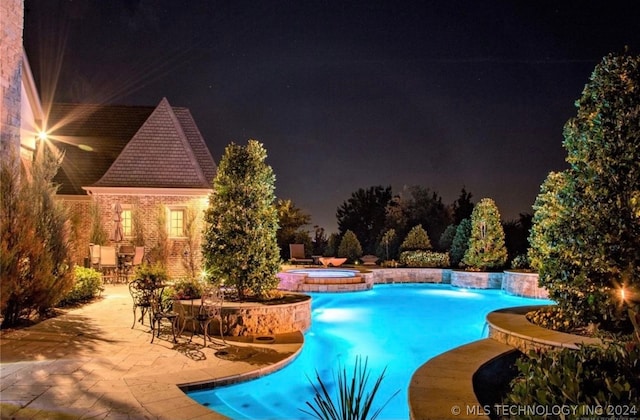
[24,0,640,233]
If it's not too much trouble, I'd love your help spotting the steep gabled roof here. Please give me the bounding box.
[48,98,217,194]
[49,104,155,194]
[93,98,214,189]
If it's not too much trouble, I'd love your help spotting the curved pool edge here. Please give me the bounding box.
[409,304,603,420]
[133,331,305,420]
[180,331,305,391]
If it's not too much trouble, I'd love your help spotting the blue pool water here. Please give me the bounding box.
[187,283,552,419]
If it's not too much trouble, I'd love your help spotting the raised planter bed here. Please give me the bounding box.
[176,293,312,337]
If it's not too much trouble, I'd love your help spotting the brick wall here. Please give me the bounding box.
[63,193,210,278]
[0,0,24,157]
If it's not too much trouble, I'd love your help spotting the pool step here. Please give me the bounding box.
[304,276,364,285]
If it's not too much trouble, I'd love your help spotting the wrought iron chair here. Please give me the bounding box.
[128,278,154,328]
[173,299,198,339]
[149,298,178,343]
[195,286,226,347]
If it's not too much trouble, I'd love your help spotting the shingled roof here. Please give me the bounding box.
[49,98,217,194]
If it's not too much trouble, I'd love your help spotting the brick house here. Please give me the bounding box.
[47,98,217,278]
[2,0,217,278]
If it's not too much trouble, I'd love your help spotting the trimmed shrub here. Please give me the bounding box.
[400,224,432,251]
[337,230,363,263]
[399,250,450,268]
[167,277,203,300]
[504,343,640,419]
[510,254,531,270]
[133,263,168,287]
[58,267,104,306]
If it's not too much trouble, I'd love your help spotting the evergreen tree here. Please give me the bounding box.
[337,185,392,254]
[324,233,341,257]
[276,198,311,259]
[337,230,363,263]
[376,228,399,261]
[450,219,471,267]
[1,147,73,327]
[400,224,432,251]
[311,225,328,256]
[438,224,457,251]
[202,140,281,299]
[462,198,507,270]
[452,187,474,224]
[529,52,640,329]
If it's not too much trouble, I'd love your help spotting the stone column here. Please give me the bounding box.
[0,0,24,159]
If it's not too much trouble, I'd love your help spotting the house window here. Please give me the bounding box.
[169,209,185,237]
[122,209,132,237]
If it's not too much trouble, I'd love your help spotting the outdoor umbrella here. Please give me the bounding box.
[111,202,124,244]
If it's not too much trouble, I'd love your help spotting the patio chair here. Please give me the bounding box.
[89,244,101,270]
[289,244,313,265]
[99,246,118,284]
[128,278,154,328]
[173,299,198,339]
[118,245,135,282]
[132,246,145,266]
[149,298,178,343]
[195,286,226,347]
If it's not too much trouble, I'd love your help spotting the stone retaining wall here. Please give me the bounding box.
[502,270,548,299]
[451,270,503,289]
[370,268,451,284]
[486,306,601,353]
[179,294,312,337]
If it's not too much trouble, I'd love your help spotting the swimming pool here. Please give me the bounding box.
[187,283,553,419]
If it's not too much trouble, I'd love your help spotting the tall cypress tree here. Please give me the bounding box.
[462,198,507,270]
[202,140,281,299]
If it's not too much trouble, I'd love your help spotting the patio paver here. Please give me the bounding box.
[0,284,303,419]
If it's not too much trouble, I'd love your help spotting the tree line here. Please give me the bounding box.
[277,185,532,267]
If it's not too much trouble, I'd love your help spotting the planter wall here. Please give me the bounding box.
[177,294,312,337]
[502,270,549,299]
[451,270,503,289]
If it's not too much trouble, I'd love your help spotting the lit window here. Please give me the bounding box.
[169,209,185,237]
[122,209,132,236]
